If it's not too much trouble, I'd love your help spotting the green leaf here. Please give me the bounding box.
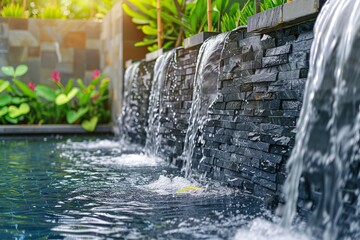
[13,79,37,98]
[0,81,10,93]
[11,97,26,105]
[0,94,12,106]
[5,115,18,124]
[14,65,28,77]
[0,106,7,117]
[35,85,56,102]
[66,107,89,124]
[81,116,99,132]
[8,103,30,118]
[55,88,79,105]
[76,78,86,90]
[65,79,74,94]
[1,66,15,77]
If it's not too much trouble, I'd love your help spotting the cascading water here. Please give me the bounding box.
[181,33,230,178]
[118,62,140,140]
[145,50,176,156]
[282,0,360,239]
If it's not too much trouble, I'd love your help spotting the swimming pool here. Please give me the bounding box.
[0,136,311,239]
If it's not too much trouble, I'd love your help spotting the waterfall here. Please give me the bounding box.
[118,62,140,141]
[282,0,360,239]
[145,50,176,156]
[181,33,230,179]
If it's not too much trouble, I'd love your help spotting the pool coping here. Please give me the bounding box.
[0,124,114,135]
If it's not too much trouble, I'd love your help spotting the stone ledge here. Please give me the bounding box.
[248,0,321,33]
[145,48,171,62]
[0,124,113,135]
[184,32,219,49]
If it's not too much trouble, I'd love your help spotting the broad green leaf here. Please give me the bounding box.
[66,107,89,124]
[0,81,10,93]
[122,4,151,21]
[76,78,86,90]
[55,88,79,105]
[13,79,37,98]
[5,115,18,124]
[65,79,74,94]
[11,97,26,105]
[8,103,30,118]
[1,66,15,77]
[142,25,158,35]
[0,94,12,106]
[0,106,7,117]
[14,65,28,77]
[81,116,99,132]
[35,85,56,102]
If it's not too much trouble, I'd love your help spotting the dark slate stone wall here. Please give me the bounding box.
[158,47,200,166]
[198,22,314,204]
[121,60,154,145]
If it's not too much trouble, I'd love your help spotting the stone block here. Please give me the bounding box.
[28,47,40,57]
[248,6,282,32]
[263,54,288,67]
[8,46,28,63]
[0,23,9,38]
[64,32,86,49]
[8,18,28,30]
[283,0,320,23]
[184,32,219,49]
[86,49,100,70]
[265,44,291,57]
[9,30,39,47]
[41,51,57,68]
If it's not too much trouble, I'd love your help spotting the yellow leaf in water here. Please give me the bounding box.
[176,186,202,194]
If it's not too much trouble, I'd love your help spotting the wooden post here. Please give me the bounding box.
[22,0,27,15]
[157,0,162,49]
[207,0,212,32]
[90,0,95,18]
[254,0,261,13]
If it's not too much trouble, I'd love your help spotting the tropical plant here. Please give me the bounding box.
[261,0,286,11]
[40,4,64,19]
[0,65,110,132]
[1,3,25,17]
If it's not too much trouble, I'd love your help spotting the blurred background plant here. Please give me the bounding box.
[123,0,287,52]
[0,0,117,20]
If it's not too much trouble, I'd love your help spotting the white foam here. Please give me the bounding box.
[104,154,160,167]
[233,218,313,240]
[144,175,200,195]
[59,139,121,150]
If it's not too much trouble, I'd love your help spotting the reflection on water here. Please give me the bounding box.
[0,137,310,239]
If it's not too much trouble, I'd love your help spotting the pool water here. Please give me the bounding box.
[0,137,312,239]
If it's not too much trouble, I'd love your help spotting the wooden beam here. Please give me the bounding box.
[255,0,261,13]
[207,0,212,32]
[157,0,162,49]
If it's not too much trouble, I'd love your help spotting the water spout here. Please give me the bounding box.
[181,33,230,178]
[282,0,360,239]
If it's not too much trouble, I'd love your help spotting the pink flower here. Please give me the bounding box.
[51,70,61,84]
[92,94,100,101]
[28,82,35,91]
[92,69,100,79]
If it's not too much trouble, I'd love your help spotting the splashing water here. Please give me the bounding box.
[117,62,140,140]
[282,0,360,239]
[145,50,176,156]
[182,33,230,178]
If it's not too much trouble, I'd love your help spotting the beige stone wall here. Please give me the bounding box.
[0,17,102,84]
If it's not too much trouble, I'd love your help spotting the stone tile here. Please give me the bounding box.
[0,23,9,38]
[9,30,39,47]
[26,58,41,82]
[41,51,57,68]
[248,6,283,32]
[64,32,86,49]
[73,49,86,78]
[8,18,28,30]
[8,46,28,63]
[86,22,101,39]
[60,48,74,63]
[40,42,56,51]
[0,53,9,77]
[28,47,40,57]
[86,49,100,70]
[86,39,100,49]
[56,62,74,74]
[0,39,8,53]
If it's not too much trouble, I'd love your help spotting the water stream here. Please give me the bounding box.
[117,62,140,141]
[181,33,230,178]
[145,50,176,156]
[282,0,360,239]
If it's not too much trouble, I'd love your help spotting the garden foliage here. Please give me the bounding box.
[0,66,110,132]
